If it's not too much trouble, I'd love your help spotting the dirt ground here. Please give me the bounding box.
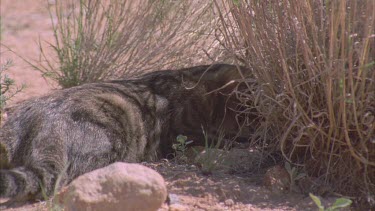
[1,160,326,211]
[1,0,55,104]
[0,1,346,210]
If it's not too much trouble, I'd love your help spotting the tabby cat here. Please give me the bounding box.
[0,64,249,204]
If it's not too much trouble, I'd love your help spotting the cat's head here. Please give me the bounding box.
[180,64,254,143]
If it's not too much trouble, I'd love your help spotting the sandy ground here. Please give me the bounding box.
[0,1,349,210]
[1,0,54,105]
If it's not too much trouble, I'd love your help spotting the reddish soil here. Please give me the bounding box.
[0,1,345,210]
[1,0,56,105]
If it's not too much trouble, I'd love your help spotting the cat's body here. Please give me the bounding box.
[0,64,248,204]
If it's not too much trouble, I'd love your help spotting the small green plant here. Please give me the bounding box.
[309,193,352,211]
[0,60,24,124]
[284,162,306,192]
[195,126,226,175]
[172,134,193,162]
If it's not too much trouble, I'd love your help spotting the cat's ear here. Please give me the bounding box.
[181,64,251,93]
[212,64,248,84]
[191,64,248,82]
[209,64,251,93]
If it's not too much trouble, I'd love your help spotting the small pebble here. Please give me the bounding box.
[169,204,188,211]
[168,193,180,205]
[224,199,234,206]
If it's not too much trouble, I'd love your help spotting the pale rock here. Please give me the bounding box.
[58,162,167,211]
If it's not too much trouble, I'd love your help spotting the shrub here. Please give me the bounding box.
[215,0,375,203]
[36,0,225,88]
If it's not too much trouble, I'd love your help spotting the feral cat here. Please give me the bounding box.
[0,64,249,204]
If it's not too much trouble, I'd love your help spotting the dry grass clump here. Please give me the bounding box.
[37,0,224,88]
[216,0,374,202]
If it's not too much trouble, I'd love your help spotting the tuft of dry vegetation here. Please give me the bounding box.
[37,0,226,88]
[216,0,374,204]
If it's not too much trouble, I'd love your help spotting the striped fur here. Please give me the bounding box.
[0,64,248,203]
